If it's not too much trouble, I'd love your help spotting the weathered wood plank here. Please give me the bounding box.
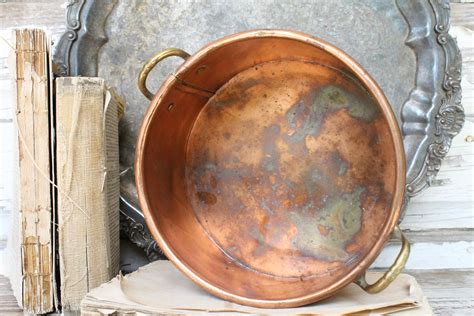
[407,269,474,315]
[402,201,473,230]
[402,228,474,242]
[451,3,474,31]
[373,239,474,270]
[0,275,21,314]
[0,1,66,33]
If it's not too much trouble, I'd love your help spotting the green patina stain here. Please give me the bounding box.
[289,186,364,261]
[250,226,266,244]
[285,85,380,144]
[249,226,267,256]
[315,86,380,122]
[331,151,349,176]
[326,88,346,104]
[338,162,348,176]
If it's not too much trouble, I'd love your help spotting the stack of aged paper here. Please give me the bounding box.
[81,261,433,315]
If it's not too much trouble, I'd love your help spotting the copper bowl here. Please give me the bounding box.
[135,30,409,308]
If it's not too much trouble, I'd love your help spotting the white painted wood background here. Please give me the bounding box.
[0,0,472,314]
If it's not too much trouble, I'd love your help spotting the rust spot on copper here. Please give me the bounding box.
[196,191,217,205]
[318,225,329,236]
[209,175,217,189]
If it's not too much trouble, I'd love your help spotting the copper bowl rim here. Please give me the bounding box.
[135,29,406,308]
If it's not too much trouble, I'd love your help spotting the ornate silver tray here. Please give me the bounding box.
[53,0,463,260]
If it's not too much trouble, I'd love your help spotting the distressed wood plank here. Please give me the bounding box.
[402,228,474,242]
[0,275,22,314]
[407,269,474,315]
[402,201,473,230]
[372,239,474,270]
[0,0,66,33]
[451,3,474,31]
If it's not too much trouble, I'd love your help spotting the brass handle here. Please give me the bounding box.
[355,225,410,294]
[138,48,190,101]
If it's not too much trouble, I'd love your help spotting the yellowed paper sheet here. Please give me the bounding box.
[81,261,432,315]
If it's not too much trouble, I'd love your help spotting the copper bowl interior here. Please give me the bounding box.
[137,31,404,307]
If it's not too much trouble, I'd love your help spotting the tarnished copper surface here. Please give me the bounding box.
[135,30,405,308]
[187,59,395,278]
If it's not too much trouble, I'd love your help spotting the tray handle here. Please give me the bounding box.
[138,48,190,101]
[355,225,410,294]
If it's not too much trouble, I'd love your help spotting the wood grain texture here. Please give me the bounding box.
[0,275,22,314]
[408,269,474,315]
[0,0,66,33]
[451,3,474,31]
